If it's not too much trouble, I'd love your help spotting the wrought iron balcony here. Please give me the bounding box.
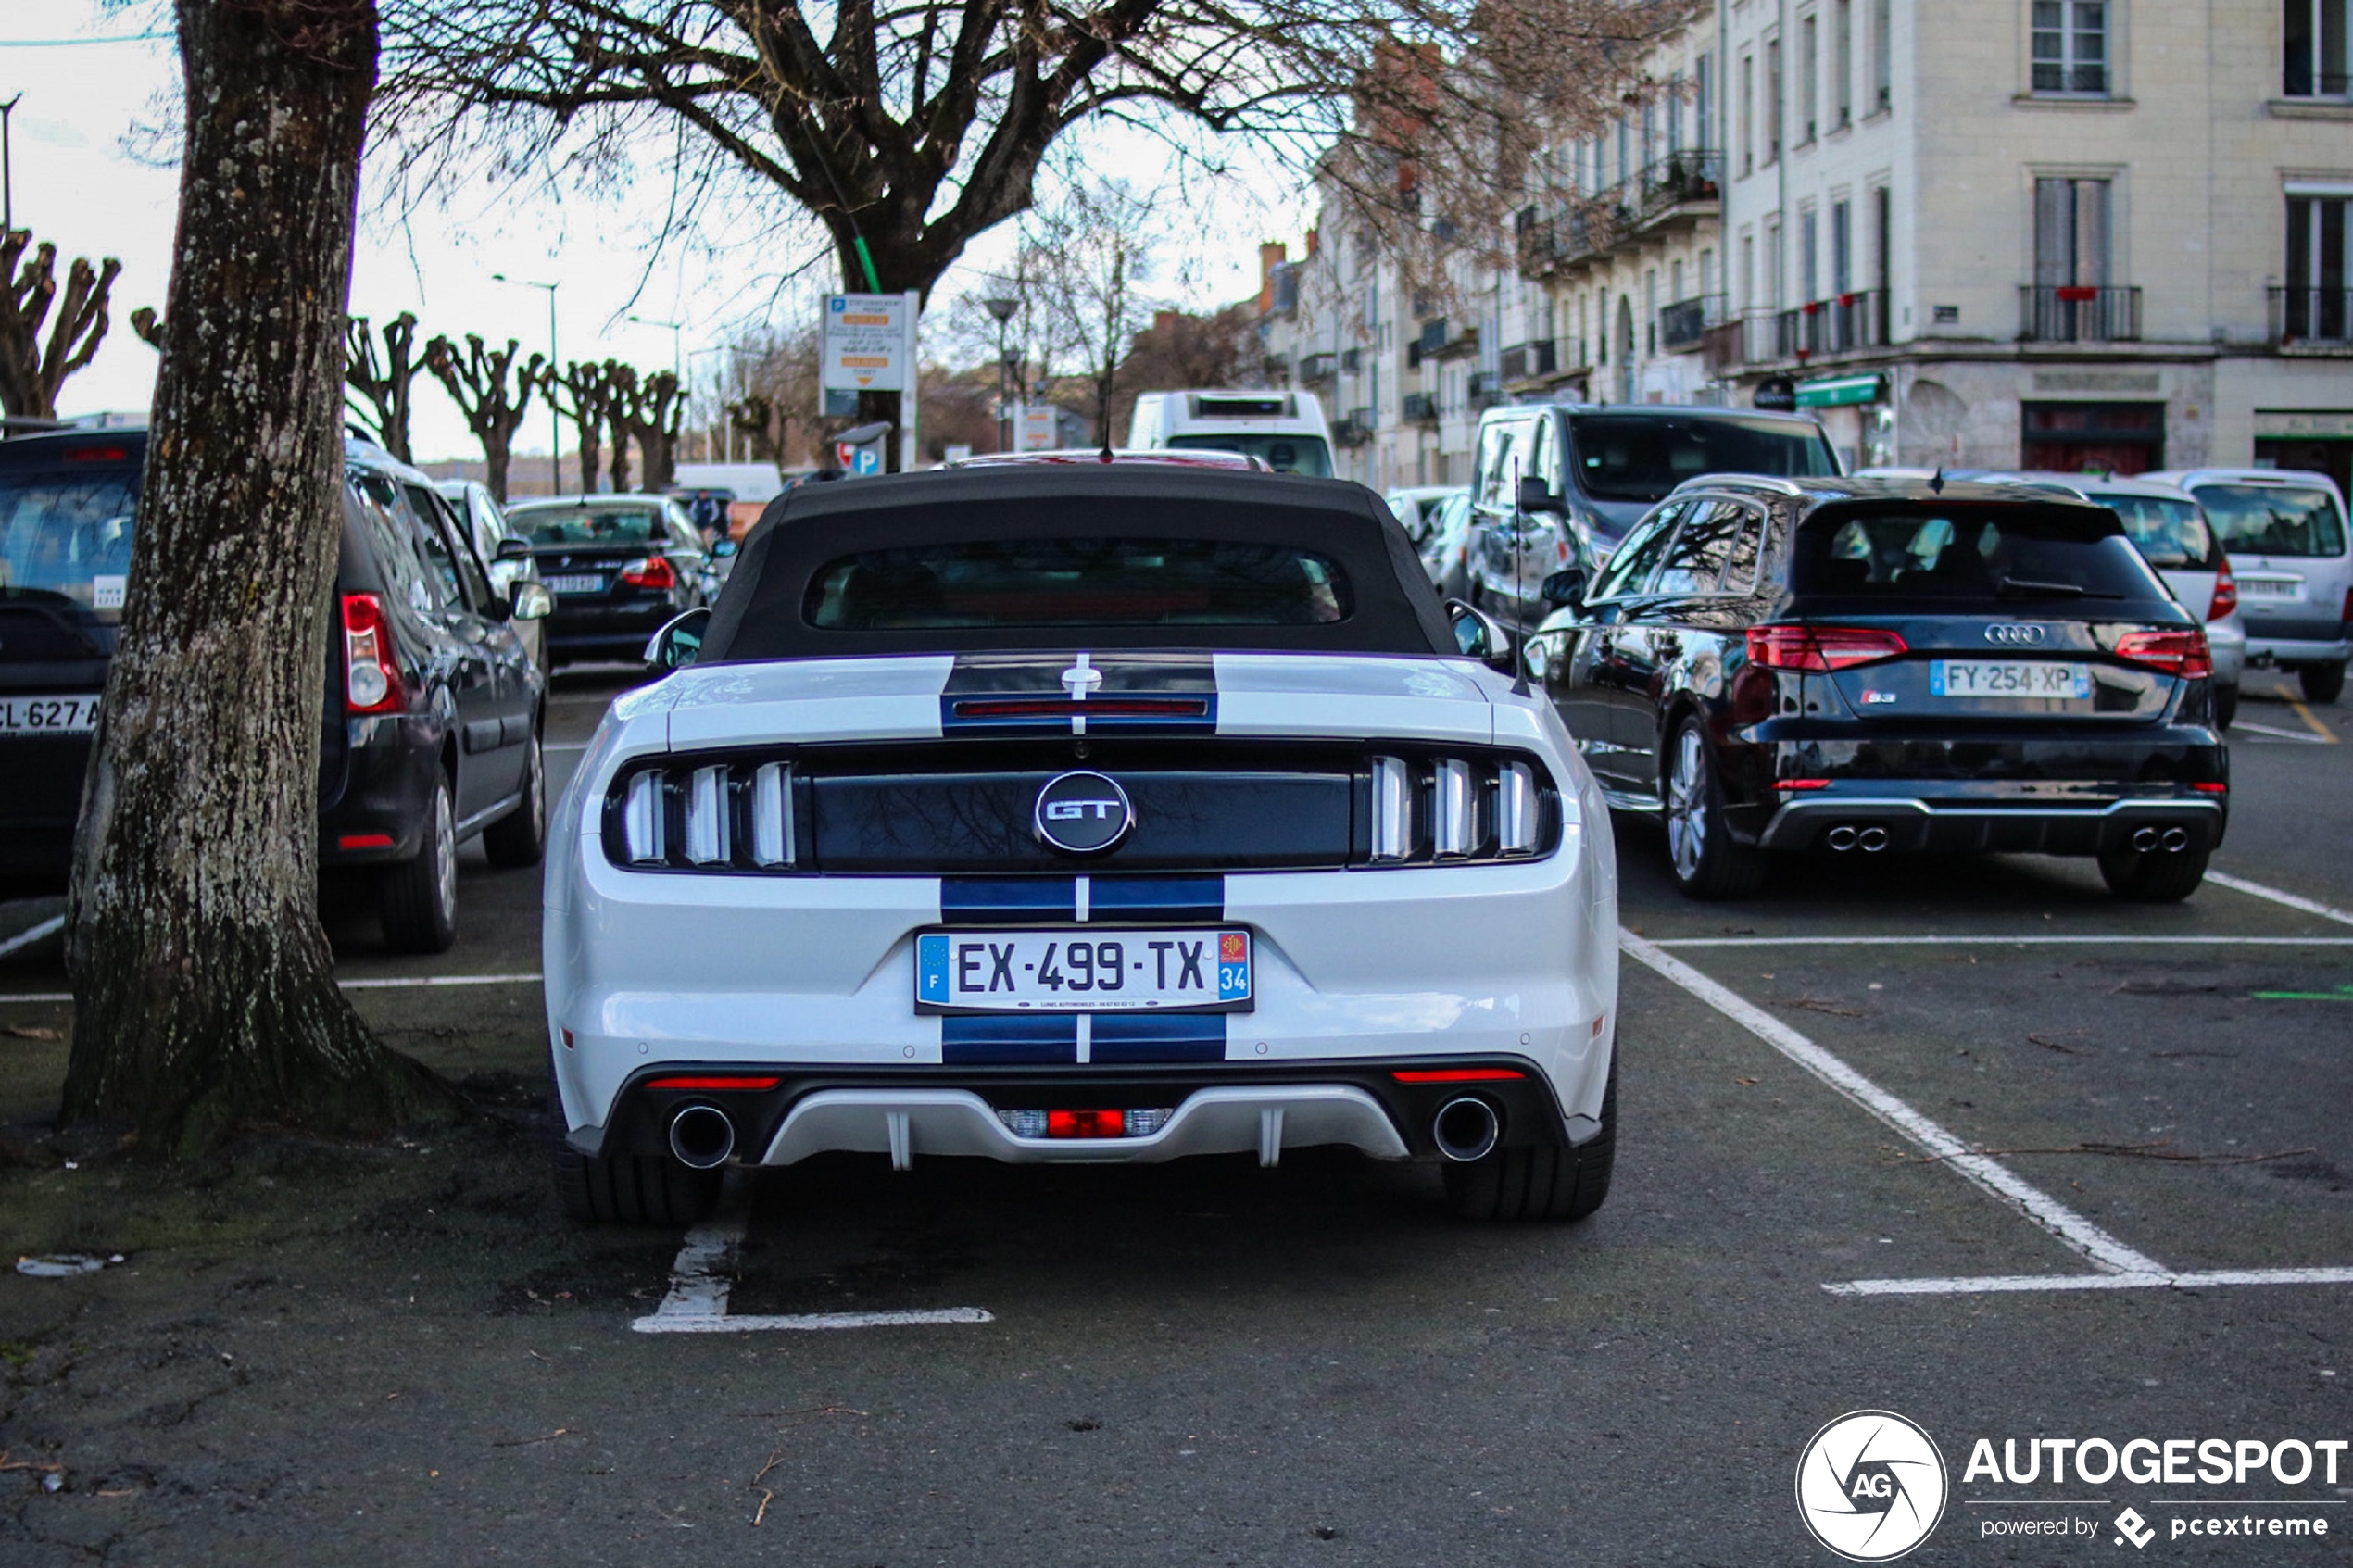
[1298,351,1337,383]
[1498,339,1558,383]
[1657,294,1730,354]
[2019,284,2141,344]
[1401,391,1440,424]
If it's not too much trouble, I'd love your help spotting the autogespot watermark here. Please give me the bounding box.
[1796,1412,2347,1557]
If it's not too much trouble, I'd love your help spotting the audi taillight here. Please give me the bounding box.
[620,556,676,590]
[1744,624,1909,671]
[2207,558,2237,621]
[340,593,404,714]
[2113,629,2213,680]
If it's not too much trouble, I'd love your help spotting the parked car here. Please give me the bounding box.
[1467,402,1843,628]
[1414,491,1476,599]
[1126,389,1334,476]
[949,448,1265,470]
[437,477,545,671]
[500,494,716,667]
[0,430,550,947]
[2143,467,2349,704]
[1383,484,1464,541]
[1970,472,2246,728]
[547,464,1619,1226]
[1520,475,2227,902]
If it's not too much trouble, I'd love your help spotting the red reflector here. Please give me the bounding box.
[2191,782,2228,794]
[1391,1067,1527,1084]
[1045,1109,1127,1138]
[337,832,395,849]
[620,555,678,590]
[643,1074,782,1091]
[2113,629,2213,680]
[1778,778,1832,792]
[1745,624,1908,671]
[560,1028,575,1049]
[953,696,1210,720]
[65,445,130,462]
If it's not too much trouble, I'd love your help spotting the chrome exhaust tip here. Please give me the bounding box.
[1432,1097,1502,1163]
[668,1103,736,1170]
[2132,826,2159,852]
[1857,826,1890,853]
[2160,825,2190,853]
[1825,825,1858,851]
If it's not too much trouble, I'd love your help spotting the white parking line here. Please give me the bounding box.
[1618,930,2165,1276]
[0,916,64,960]
[638,1308,998,1333]
[1828,1267,2353,1298]
[2206,871,2353,928]
[2231,721,2332,744]
[1654,934,2353,947]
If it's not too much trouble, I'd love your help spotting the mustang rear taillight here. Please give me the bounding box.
[1368,755,1546,863]
[2114,629,2213,680]
[618,759,794,869]
[1745,624,1909,671]
[340,593,404,714]
[620,555,676,590]
[2208,558,2237,621]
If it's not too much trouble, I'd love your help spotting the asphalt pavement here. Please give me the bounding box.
[2,670,2348,1565]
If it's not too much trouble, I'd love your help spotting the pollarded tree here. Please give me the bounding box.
[616,368,685,491]
[0,229,123,421]
[345,311,428,461]
[544,358,612,494]
[425,332,544,501]
[65,0,459,1157]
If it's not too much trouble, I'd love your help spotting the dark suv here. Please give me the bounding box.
[0,429,550,949]
[1521,476,2227,901]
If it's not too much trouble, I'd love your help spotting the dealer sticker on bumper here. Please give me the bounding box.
[916,928,1252,1012]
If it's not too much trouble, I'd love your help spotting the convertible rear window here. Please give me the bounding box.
[804,539,1352,631]
[2192,483,2347,559]
[1793,508,2167,602]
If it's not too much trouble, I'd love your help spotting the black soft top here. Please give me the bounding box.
[698,466,1456,662]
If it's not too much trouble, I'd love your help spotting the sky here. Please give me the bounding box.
[9,4,1306,464]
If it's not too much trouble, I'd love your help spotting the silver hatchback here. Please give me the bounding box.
[2146,468,2350,705]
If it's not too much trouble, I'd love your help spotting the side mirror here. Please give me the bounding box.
[495,536,532,562]
[712,538,737,558]
[1541,568,1588,609]
[1516,474,1565,515]
[645,605,711,671]
[509,582,554,621]
[1444,597,1516,675]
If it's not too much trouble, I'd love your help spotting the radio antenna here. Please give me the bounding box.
[1509,456,1530,697]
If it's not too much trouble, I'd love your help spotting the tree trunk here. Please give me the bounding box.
[63,0,456,1158]
[484,437,510,503]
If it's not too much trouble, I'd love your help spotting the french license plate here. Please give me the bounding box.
[2236,577,2302,600]
[1929,660,2092,699]
[0,694,101,735]
[545,573,604,595]
[916,928,1252,1012]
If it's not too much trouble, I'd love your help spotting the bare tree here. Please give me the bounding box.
[1020,179,1160,448]
[724,391,776,462]
[65,0,457,1157]
[130,306,166,350]
[0,230,123,420]
[424,332,545,501]
[344,311,427,460]
[620,370,686,490]
[544,359,612,493]
[604,363,638,492]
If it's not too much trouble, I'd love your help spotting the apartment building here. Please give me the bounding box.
[1259,2,2353,495]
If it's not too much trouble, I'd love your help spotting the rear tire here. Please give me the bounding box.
[555,1147,723,1226]
[1662,716,1767,899]
[2097,842,2210,902]
[1446,1057,1617,1222]
[2213,683,2238,730]
[379,776,459,953]
[481,729,547,868]
[2300,660,2346,705]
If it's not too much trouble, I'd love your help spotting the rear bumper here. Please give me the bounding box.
[1757,790,2226,855]
[547,600,677,659]
[317,716,441,866]
[2243,633,2349,667]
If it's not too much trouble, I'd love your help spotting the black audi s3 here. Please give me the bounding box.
[1520,475,2227,900]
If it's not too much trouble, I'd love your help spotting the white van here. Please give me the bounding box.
[1126,390,1333,477]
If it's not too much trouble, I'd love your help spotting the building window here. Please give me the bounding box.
[1800,209,1819,304]
[1766,37,1782,161]
[1765,216,1784,307]
[1873,0,1893,111]
[1800,14,1819,143]
[1702,247,1717,299]
[2031,1,2109,95]
[1831,200,1853,295]
[1740,53,1755,173]
[1835,0,1855,129]
[1741,233,1755,310]
[1873,186,1893,294]
[1696,53,1716,152]
[2285,194,2349,339]
[1666,74,1683,158]
[2035,176,2112,288]
[2021,403,2163,475]
[2285,1,2351,96]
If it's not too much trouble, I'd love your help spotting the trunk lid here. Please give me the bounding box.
[1808,613,2180,722]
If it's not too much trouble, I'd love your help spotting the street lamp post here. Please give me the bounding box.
[983,295,1019,453]
[629,313,689,461]
[1,95,21,233]
[494,273,560,494]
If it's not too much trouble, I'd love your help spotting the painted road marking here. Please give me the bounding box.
[2286,698,2338,741]
[2206,871,2353,928]
[0,915,64,960]
[1653,934,2353,948]
[1619,930,2165,1276]
[1,972,543,1006]
[2232,720,2331,744]
[634,1183,992,1335]
[1828,1267,2353,1298]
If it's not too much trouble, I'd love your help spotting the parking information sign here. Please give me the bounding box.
[822,294,912,395]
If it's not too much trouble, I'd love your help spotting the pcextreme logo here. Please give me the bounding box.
[1796,1410,1951,1562]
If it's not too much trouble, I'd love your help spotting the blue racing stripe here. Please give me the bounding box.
[941,878,1078,923]
[942,1013,1080,1065]
[1088,875,1226,923]
[1091,1012,1227,1064]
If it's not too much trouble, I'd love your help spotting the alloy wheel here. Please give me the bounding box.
[1665,727,1707,880]
[432,784,457,922]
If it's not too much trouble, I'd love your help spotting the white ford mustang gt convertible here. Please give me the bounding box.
[544,464,1619,1223]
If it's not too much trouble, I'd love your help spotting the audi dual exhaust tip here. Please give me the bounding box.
[1824,825,1890,853]
[1432,1097,1502,1163]
[668,1104,736,1170]
[2130,825,2194,855]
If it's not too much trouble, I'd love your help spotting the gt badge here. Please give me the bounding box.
[1033,771,1134,856]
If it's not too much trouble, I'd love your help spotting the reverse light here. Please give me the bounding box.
[2207,558,2237,621]
[1746,624,1909,671]
[620,555,677,590]
[340,593,405,714]
[1370,756,1414,862]
[2113,629,2213,680]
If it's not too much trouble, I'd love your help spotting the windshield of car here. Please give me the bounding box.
[507,503,667,546]
[1165,433,1333,477]
[2082,493,2221,571]
[804,538,1352,630]
[1793,508,2167,603]
[2192,483,2347,559]
[1566,413,1839,503]
[0,469,140,628]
